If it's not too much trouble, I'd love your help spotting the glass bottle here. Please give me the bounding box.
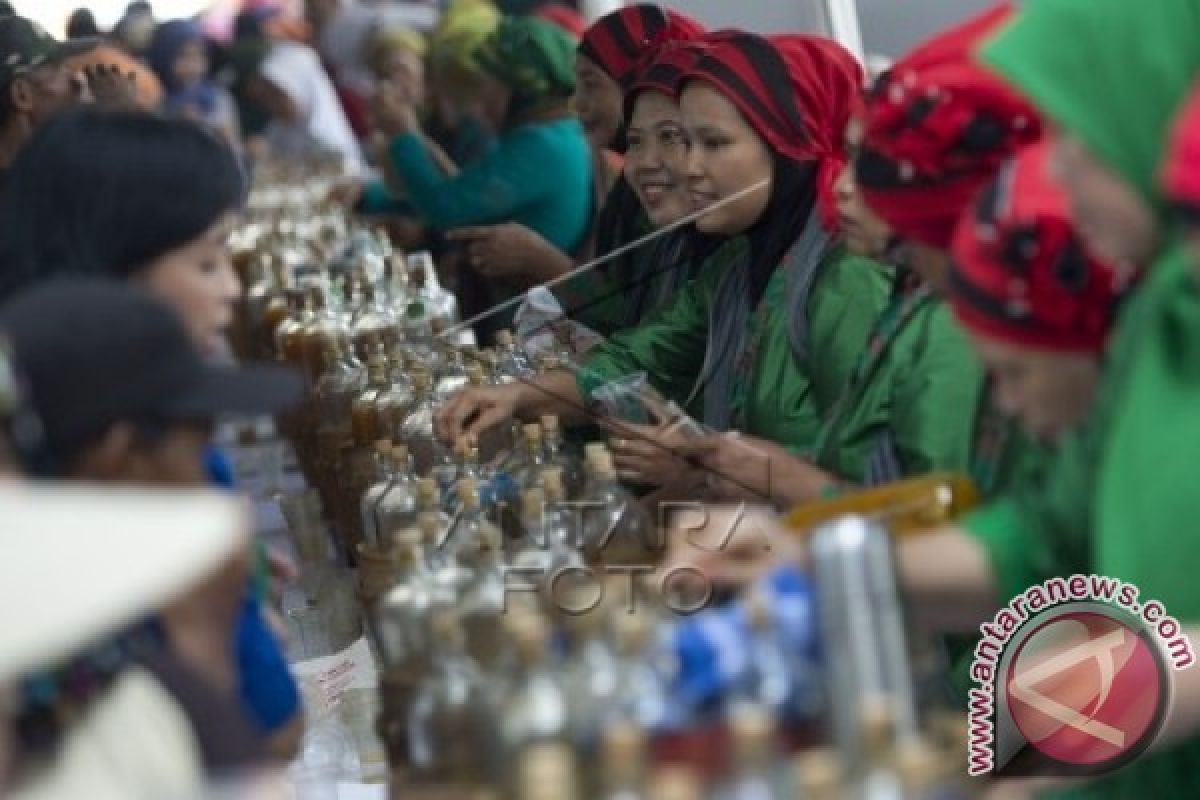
[373,351,416,447]
[375,445,419,548]
[728,589,796,719]
[434,341,470,405]
[382,253,410,309]
[350,354,392,452]
[468,362,509,464]
[399,368,449,479]
[301,285,350,385]
[500,614,571,763]
[494,329,534,382]
[409,251,459,326]
[456,513,516,674]
[275,287,313,366]
[313,335,365,473]
[513,424,547,492]
[598,722,647,800]
[443,477,497,569]
[359,439,396,549]
[607,612,671,734]
[857,701,902,800]
[405,610,501,785]
[372,532,436,678]
[578,452,656,564]
[541,414,585,499]
[350,282,399,362]
[710,707,787,800]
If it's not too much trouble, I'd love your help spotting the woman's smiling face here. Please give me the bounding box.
[625,90,694,227]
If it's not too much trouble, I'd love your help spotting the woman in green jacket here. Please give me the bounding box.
[437,32,890,494]
[371,15,592,256]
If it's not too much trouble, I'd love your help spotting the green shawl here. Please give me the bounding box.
[474,15,576,119]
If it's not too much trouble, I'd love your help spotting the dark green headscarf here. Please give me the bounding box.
[474,15,577,120]
[982,0,1200,214]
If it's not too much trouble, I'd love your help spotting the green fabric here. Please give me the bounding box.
[474,15,577,113]
[1046,251,1200,800]
[981,0,1200,210]
[388,118,592,252]
[579,240,891,472]
[810,282,983,481]
[956,247,1200,798]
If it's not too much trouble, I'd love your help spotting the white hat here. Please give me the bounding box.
[0,483,249,682]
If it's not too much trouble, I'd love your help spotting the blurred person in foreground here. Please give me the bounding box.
[0,281,303,771]
[0,109,307,758]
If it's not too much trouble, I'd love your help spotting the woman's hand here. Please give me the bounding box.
[436,383,524,446]
[80,64,138,109]
[677,432,779,503]
[447,224,573,284]
[606,419,702,489]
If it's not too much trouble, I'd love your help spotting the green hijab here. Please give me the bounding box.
[474,15,577,120]
[982,0,1200,212]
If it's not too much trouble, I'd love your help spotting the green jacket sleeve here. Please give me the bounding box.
[357,180,414,215]
[888,304,982,475]
[388,128,559,230]
[804,251,892,418]
[576,242,743,403]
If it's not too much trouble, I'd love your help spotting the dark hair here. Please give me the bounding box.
[66,9,101,39]
[0,109,245,301]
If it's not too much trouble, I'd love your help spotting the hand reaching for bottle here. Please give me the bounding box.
[436,383,523,446]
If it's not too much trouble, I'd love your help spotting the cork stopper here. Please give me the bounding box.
[540,414,560,436]
[390,444,410,468]
[457,477,480,510]
[509,612,549,664]
[860,695,897,763]
[647,767,703,800]
[584,442,608,462]
[495,330,514,347]
[367,353,388,379]
[729,706,775,763]
[743,588,771,632]
[537,353,560,372]
[791,748,844,800]
[517,742,578,800]
[417,511,443,549]
[466,363,486,387]
[389,529,422,564]
[410,369,431,391]
[374,439,393,457]
[894,738,944,793]
[602,721,646,782]
[415,479,439,503]
[591,451,616,479]
[522,488,546,519]
[455,436,472,458]
[523,423,543,444]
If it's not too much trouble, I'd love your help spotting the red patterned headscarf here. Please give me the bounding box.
[578,4,705,89]
[950,142,1124,353]
[680,32,865,231]
[856,3,1042,249]
[1164,81,1200,224]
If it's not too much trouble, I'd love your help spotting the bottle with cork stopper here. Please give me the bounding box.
[358,439,395,549]
[791,748,846,800]
[711,706,787,800]
[541,414,584,498]
[579,450,655,564]
[375,444,419,548]
[500,613,571,762]
[598,721,648,800]
[513,742,581,800]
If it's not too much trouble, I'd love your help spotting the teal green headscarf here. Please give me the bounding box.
[982,0,1200,214]
[474,15,577,119]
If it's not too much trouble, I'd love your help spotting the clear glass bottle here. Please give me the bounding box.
[541,414,585,499]
[405,610,501,785]
[399,369,450,479]
[375,445,419,548]
[409,251,459,326]
[494,329,535,382]
[275,287,314,366]
[313,335,366,471]
[728,589,795,719]
[443,478,496,569]
[372,532,435,677]
[382,253,410,310]
[513,424,547,492]
[350,354,392,452]
[578,452,656,564]
[350,282,399,362]
[301,285,351,385]
[359,439,395,549]
[500,614,571,763]
[434,341,470,405]
[456,514,516,674]
[607,612,671,733]
[857,701,902,800]
[710,707,787,800]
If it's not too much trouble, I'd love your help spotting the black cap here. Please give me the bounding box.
[0,15,97,91]
[0,280,304,469]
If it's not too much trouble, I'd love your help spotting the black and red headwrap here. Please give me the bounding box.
[680,32,866,231]
[578,4,705,89]
[1164,81,1200,225]
[950,142,1124,353]
[856,3,1043,249]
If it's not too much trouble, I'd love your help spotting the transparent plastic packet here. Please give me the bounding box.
[514,287,604,362]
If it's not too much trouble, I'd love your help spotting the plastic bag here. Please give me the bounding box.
[514,287,604,363]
